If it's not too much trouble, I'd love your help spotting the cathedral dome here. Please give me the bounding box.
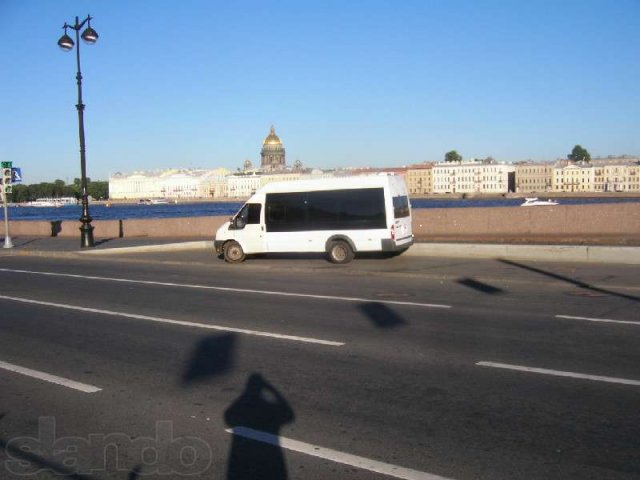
[263,126,282,146]
[260,125,286,172]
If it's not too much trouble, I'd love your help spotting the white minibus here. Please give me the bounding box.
[214,174,413,264]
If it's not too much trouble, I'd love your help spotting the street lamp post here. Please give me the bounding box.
[57,15,99,248]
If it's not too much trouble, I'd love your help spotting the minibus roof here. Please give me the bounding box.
[258,174,405,195]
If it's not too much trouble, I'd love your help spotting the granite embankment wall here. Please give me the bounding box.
[6,203,640,245]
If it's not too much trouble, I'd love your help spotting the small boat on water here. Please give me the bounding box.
[28,199,58,207]
[520,197,559,207]
[28,197,78,207]
[139,198,170,205]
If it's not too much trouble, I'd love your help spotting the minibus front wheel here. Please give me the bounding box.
[223,240,246,263]
[327,240,354,264]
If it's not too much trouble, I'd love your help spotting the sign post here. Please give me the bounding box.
[1,161,14,248]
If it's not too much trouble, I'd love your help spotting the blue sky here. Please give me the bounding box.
[1,0,638,183]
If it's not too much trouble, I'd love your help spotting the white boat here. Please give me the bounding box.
[27,197,78,207]
[28,199,60,207]
[520,197,559,207]
[139,198,170,205]
[56,197,79,206]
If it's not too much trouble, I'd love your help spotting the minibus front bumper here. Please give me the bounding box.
[214,239,225,254]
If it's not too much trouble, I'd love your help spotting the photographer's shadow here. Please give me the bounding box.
[225,373,294,480]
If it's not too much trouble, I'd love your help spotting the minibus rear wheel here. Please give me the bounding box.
[328,240,354,264]
[224,241,246,263]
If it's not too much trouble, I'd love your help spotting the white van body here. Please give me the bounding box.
[214,174,413,263]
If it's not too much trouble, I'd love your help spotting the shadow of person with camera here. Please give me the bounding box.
[225,373,294,480]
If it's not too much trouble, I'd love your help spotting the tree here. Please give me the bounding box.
[444,150,462,163]
[87,181,108,200]
[6,178,109,202]
[568,145,591,163]
[52,179,66,197]
[9,184,30,203]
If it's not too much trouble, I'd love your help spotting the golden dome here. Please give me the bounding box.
[263,125,282,146]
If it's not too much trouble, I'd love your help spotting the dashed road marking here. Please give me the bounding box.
[476,361,640,386]
[0,360,101,393]
[556,314,640,326]
[226,426,454,480]
[0,295,344,346]
[0,268,452,309]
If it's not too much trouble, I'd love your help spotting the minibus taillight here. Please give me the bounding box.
[390,224,396,241]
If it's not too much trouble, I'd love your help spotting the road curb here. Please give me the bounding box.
[405,243,640,264]
[77,241,214,255]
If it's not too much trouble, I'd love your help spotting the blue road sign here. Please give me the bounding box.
[11,168,22,183]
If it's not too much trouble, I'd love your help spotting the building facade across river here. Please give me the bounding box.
[108,129,640,200]
[109,162,640,201]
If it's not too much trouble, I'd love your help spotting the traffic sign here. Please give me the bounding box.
[0,161,12,169]
[11,168,22,183]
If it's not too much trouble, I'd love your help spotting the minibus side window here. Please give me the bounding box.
[266,189,386,232]
[306,188,385,230]
[338,189,386,228]
[266,193,307,232]
[247,203,261,224]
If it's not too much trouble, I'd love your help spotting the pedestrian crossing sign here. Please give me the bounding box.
[11,168,22,183]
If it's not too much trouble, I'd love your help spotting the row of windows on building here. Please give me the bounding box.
[108,170,333,200]
[407,163,640,194]
[108,161,640,200]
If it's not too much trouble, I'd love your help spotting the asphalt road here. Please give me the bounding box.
[0,252,639,479]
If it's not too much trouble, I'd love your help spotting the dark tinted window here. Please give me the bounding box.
[247,203,261,224]
[393,195,410,218]
[308,188,386,229]
[266,192,307,232]
[266,188,386,232]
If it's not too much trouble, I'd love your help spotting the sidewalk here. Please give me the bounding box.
[0,236,210,254]
[2,236,640,264]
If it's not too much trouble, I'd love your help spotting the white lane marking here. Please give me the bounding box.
[0,360,101,393]
[226,427,453,480]
[556,314,640,326]
[0,294,343,347]
[476,361,640,386]
[0,268,451,309]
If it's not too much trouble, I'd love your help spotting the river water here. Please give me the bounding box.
[6,197,640,222]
